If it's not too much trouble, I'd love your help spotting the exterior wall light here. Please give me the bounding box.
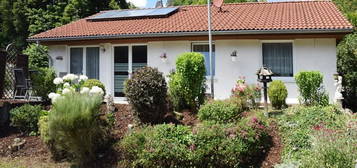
[160,52,167,63]
[231,50,237,62]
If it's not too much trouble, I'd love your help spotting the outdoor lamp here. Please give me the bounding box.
[160,53,167,63]
[231,50,237,62]
[100,44,106,52]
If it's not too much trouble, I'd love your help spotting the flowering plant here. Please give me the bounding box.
[48,74,103,103]
[231,76,262,109]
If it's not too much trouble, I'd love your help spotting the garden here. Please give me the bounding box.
[0,52,356,168]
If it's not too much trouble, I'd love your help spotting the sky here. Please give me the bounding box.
[127,0,307,8]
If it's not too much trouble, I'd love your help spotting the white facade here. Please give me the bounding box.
[48,38,337,104]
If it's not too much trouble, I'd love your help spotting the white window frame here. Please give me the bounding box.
[67,45,101,79]
[111,43,148,97]
[260,40,296,83]
[191,42,216,77]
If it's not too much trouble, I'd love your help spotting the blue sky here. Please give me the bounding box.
[129,0,303,8]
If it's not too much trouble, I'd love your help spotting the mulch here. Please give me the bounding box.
[260,121,283,168]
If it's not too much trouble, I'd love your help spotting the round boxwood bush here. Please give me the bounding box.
[268,80,288,109]
[10,104,45,134]
[198,100,242,123]
[83,79,106,96]
[124,66,167,124]
[168,52,206,112]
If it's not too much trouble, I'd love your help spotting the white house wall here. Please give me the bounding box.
[48,38,337,104]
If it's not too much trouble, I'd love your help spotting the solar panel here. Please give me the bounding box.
[88,7,178,21]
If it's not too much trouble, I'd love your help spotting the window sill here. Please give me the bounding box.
[272,76,295,83]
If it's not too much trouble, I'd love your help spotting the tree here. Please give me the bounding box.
[109,0,120,10]
[13,0,29,49]
[0,0,15,48]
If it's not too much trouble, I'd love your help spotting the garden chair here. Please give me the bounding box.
[13,68,32,100]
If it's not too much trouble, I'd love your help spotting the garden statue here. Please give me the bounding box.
[334,75,343,105]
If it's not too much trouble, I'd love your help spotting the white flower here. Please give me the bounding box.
[53,77,63,85]
[63,82,70,88]
[63,74,78,81]
[89,86,104,96]
[48,92,57,99]
[48,92,61,103]
[80,87,90,94]
[62,88,73,95]
[79,75,88,82]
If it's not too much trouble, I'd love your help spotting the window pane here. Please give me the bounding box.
[70,48,83,75]
[132,45,147,72]
[192,44,215,76]
[263,43,293,76]
[86,47,99,79]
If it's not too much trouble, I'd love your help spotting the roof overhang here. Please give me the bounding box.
[28,28,354,42]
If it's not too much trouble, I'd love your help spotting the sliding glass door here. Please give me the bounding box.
[114,45,147,97]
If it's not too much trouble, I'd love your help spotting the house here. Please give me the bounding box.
[28,1,353,103]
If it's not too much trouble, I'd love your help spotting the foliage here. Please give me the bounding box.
[337,33,357,112]
[268,80,288,109]
[231,77,262,109]
[198,100,242,123]
[168,52,206,112]
[83,79,106,96]
[294,71,329,106]
[31,68,57,102]
[277,105,348,161]
[119,114,269,168]
[10,104,45,134]
[0,0,131,49]
[124,67,167,124]
[48,93,106,167]
[23,43,49,69]
[299,120,357,168]
[332,0,357,27]
[169,0,260,6]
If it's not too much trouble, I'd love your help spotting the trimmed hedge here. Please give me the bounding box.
[83,79,106,96]
[268,80,288,109]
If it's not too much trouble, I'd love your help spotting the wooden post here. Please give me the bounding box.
[0,51,7,99]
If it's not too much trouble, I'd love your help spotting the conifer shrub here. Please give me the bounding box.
[168,52,206,112]
[124,67,168,124]
[268,80,288,109]
[48,93,106,167]
[295,71,329,106]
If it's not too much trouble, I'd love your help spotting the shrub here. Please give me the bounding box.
[294,71,329,106]
[124,67,167,124]
[231,77,262,109]
[268,80,288,109]
[168,52,206,111]
[83,79,106,96]
[337,33,357,112]
[10,104,45,134]
[119,115,270,168]
[198,100,242,123]
[48,93,106,167]
[31,68,56,102]
[23,43,49,69]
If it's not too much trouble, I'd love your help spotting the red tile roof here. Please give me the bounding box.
[29,1,353,41]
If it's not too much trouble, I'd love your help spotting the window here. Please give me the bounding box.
[263,43,293,77]
[192,44,215,76]
[70,47,100,79]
